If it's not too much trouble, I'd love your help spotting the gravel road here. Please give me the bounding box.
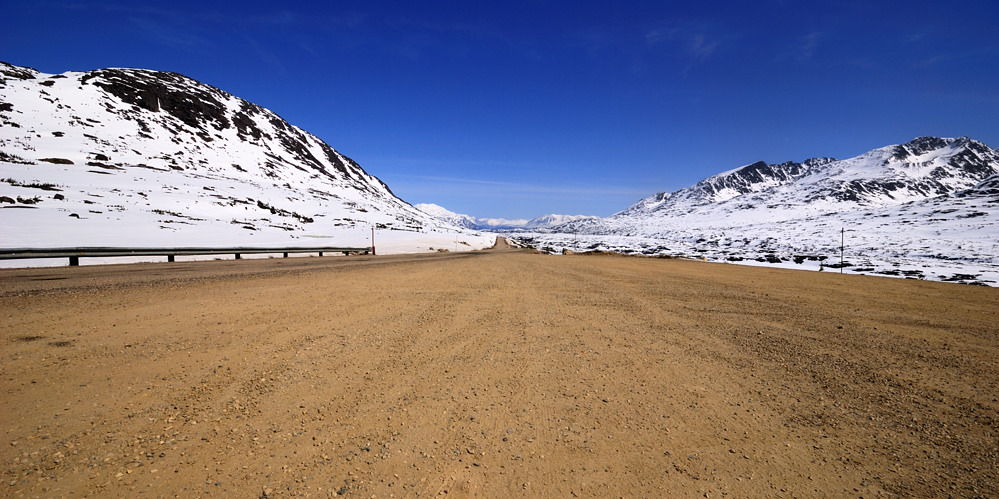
[2,240,997,497]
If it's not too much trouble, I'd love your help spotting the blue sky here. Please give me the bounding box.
[4,1,998,219]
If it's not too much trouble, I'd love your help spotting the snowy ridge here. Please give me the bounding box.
[415,203,596,231]
[413,203,481,229]
[611,137,997,224]
[516,137,999,285]
[522,213,599,230]
[623,157,837,215]
[0,62,493,256]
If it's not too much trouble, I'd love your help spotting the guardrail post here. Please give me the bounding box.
[69,256,79,266]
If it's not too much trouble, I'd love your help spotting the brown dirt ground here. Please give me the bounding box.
[1,239,997,498]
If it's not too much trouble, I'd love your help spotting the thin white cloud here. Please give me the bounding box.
[126,16,210,49]
[798,30,823,61]
[772,29,826,65]
[686,34,720,59]
[243,36,288,74]
[645,21,723,61]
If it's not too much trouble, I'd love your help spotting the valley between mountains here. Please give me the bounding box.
[2,61,997,284]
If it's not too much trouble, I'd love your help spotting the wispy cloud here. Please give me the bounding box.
[127,16,210,49]
[685,34,721,59]
[70,4,219,53]
[244,10,299,27]
[797,30,823,60]
[910,47,999,69]
[773,29,827,65]
[243,36,287,74]
[645,21,723,61]
[372,15,548,63]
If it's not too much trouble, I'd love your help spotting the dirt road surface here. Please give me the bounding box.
[2,239,997,497]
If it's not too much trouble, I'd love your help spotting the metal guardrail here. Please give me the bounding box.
[0,246,373,266]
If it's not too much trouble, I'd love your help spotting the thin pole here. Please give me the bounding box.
[371,227,376,256]
[840,227,844,274]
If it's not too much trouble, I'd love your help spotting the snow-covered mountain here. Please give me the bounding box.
[412,203,482,229]
[0,62,489,252]
[517,137,999,285]
[573,136,998,232]
[522,213,599,230]
[414,203,597,231]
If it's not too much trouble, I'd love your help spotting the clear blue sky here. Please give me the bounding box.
[4,1,998,219]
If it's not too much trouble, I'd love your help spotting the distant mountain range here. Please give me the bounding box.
[0,61,472,249]
[606,135,997,222]
[414,203,597,231]
[519,136,999,285]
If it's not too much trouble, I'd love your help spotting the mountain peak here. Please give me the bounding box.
[1,61,39,80]
[891,136,967,161]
